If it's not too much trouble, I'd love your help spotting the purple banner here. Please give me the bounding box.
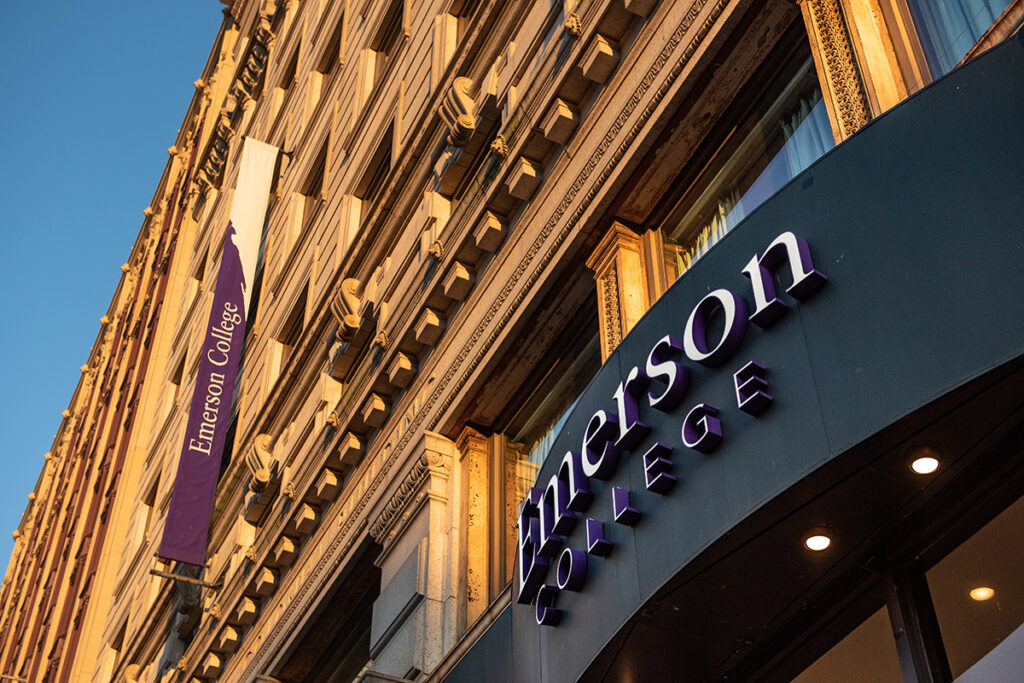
[159,138,278,565]
[158,227,248,564]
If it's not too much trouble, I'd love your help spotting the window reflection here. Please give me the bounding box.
[793,607,903,683]
[905,0,1012,76]
[502,302,600,468]
[663,56,834,278]
[927,494,1024,679]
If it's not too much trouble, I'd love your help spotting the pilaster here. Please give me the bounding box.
[800,0,873,141]
[586,222,650,360]
[368,432,459,679]
[454,427,489,628]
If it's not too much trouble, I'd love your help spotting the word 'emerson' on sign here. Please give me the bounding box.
[516,231,828,627]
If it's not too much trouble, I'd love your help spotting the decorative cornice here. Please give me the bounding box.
[196,14,273,191]
[368,455,430,543]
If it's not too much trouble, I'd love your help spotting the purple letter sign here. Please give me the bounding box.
[158,137,279,566]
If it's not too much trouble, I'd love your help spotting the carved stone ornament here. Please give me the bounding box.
[209,603,222,620]
[284,482,296,499]
[330,278,362,343]
[439,77,477,147]
[246,434,274,493]
[245,545,257,562]
[563,13,582,37]
[428,240,445,261]
[490,135,509,159]
[374,330,390,349]
[326,410,340,429]
[368,455,430,542]
[806,0,871,136]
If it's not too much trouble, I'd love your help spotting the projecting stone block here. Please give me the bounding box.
[314,468,340,501]
[542,98,578,145]
[289,503,319,537]
[201,653,223,678]
[415,309,446,346]
[624,0,658,16]
[507,157,541,200]
[443,262,474,301]
[271,536,298,567]
[254,567,278,596]
[474,211,506,252]
[362,393,388,428]
[216,625,241,653]
[387,352,416,388]
[328,432,364,469]
[235,597,259,626]
[582,34,619,83]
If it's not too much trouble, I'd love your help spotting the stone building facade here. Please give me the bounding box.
[2,0,1021,681]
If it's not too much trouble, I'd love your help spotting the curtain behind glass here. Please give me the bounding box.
[907,0,1011,75]
[675,94,832,274]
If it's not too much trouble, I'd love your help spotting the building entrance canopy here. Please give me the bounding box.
[446,34,1024,683]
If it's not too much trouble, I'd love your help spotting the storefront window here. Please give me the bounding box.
[926,494,1024,679]
[663,56,833,277]
[793,607,903,682]
[905,0,1012,76]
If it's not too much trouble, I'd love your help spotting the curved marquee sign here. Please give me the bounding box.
[516,231,828,625]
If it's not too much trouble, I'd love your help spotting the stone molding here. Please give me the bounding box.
[801,0,872,139]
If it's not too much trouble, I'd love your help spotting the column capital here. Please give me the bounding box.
[586,222,649,359]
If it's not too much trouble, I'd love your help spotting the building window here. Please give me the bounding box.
[926,494,1024,678]
[904,0,1012,76]
[302,141,328,232]
[272,47,300,124]
[660,49,834,278]
[316,11,346,91]
[372,1,405,84]
[501,301,601,468]
[355,122,394,208]
[143,477,160,544]
[275,282,307,377]
[794,607,903,682]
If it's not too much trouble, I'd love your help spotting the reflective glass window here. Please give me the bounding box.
[927,494,1024,679]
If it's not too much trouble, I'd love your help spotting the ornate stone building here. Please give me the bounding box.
[3,0,1021,681]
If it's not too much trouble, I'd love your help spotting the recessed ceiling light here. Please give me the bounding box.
[804,533,832,552]
[969,586,995,601]
[907,446,941,475]
[911,456,940,474]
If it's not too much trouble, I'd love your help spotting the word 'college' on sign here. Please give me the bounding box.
[516,231,828,627]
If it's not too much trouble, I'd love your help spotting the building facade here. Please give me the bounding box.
[3,0,1022,681]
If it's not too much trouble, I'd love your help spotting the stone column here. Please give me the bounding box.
[586,222,651,360]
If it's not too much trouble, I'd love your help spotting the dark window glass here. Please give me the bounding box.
[926,494,1024,679]
[504,301,600,467]
[793,607,903,683]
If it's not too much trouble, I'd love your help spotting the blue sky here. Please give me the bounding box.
[0,2,224,573]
